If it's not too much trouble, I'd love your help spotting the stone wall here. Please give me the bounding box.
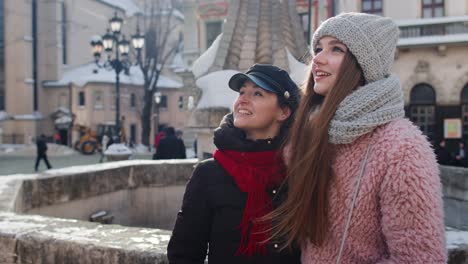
[0,160,467,263]
[0,160,197,264]
[441,165,468,230]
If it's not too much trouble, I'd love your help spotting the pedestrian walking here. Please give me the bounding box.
[167,64,301,263]
[53,132,61,144]
[99,133,110,163]
[175,130,187,159]
[35,134,52,171]
[269,12,446,263]
[435,139,452,165]
[454,141,467,167]
[152,128,166,159]
[154,127,185,160]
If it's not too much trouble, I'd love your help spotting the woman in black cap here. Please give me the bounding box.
[167,64,300,264]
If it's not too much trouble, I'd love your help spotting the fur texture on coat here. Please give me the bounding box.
[301,118,446,264]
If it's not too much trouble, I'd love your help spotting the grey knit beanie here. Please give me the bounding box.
[312,12,399,83]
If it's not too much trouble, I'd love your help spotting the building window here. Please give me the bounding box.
[110,92,116,109]
[409,83,436,140]
[78,91,85,106]
[130,124,136,145]
[422,0,444,18]
[206,21,222,48]
[178,96,184,110]
[130,93,136,107]
[58,93,67,108]
[94,91,104,109]
[362,0,383,15]
[461,84,468,139]
[160,95,168,109]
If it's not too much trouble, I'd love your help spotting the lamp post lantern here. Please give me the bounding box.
[90,12,144,144]
[153,92,162,133]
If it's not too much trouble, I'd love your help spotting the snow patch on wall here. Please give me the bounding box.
[195,70,239,109]
[286,48,310,86]
[191,33,223,79]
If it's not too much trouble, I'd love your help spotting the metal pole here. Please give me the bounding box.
[115,39,121,143]
[32,0,38,111]
[155,100,159,133]
[307,0,312,45]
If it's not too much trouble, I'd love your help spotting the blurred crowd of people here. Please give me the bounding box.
[435,140,468,167]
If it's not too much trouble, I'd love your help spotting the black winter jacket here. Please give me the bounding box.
[155,135,186,159]
[167,114,300,264]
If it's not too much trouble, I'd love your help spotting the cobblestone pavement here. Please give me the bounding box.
[0,153,153,176]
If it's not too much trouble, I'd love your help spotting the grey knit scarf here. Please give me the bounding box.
[328,74,405,144]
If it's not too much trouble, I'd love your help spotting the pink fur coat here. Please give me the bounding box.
[301,118,446,263]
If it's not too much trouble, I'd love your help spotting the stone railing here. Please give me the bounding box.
[0,160,197,264]
[0,160,467,263]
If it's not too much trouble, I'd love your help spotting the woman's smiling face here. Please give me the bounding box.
[233,80,290,140]
[311,36,348,96]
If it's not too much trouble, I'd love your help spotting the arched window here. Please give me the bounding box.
[410,83,436,140]
[461,84,468,138]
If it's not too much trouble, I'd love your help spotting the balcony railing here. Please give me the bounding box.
[396,16,468,47]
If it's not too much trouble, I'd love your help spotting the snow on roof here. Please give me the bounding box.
[55,116,73,125]
[398,33,468,47]
[43,63,182,89]
[195,70,239,109]
[172,9,184,20]
[157,75,183,89]
[97,0,142,17]
[286,48,310,86]
[395,15,468,27]
[13,111,43,120]
[0,111,11,121]
[446,227,468,249]
[191,33,223,79]
[53,106,71,115]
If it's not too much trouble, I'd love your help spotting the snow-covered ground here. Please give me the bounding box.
[0,143,77,157]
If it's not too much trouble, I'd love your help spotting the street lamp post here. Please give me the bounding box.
[90,12,144,143]
[153,92,162,136]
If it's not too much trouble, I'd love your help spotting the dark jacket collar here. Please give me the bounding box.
[213,113,285,152]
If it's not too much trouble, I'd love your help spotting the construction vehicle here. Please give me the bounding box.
[73,125,100,155]
[73,123,125,155]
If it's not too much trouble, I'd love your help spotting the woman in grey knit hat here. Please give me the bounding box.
[269,12,446,263]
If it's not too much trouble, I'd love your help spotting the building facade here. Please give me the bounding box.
[329,0,468,152]
[1,0,189,147]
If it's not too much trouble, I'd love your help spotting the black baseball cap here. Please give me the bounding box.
[228,64,299,109]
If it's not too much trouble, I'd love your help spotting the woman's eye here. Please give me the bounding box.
[254,91,263,96]
[333,46,345,52]
[239,90,245,95]
[314,47,322,54]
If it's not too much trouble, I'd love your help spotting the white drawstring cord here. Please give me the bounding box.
[336,144,373,264]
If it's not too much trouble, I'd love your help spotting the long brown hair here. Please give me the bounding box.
[270,51,364,248]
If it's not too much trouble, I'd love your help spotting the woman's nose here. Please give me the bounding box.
[236,93,250,104]
[312,51,327,65]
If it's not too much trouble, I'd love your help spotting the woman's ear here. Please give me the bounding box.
[277,106,291,122]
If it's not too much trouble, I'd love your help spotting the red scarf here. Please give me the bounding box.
[213,149,286,256]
